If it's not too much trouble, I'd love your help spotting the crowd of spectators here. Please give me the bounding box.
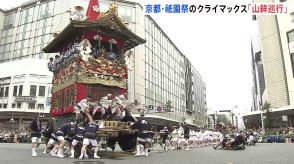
[244,127,294,143]
[0,129,31,143]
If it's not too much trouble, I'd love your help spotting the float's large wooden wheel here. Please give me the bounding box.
[117,132,137,152]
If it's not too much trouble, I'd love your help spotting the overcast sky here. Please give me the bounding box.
[2,0,254,112]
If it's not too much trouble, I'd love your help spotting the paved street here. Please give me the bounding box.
[0,143,294,164]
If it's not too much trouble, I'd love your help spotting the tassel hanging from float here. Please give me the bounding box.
[109,39,117,52]
[94,35,102,48]
[109,42,113,52]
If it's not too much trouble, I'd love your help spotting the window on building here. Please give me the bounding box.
[252,15,257,21]
[28,103,35,109]
[27,8,34,22]
[47,86,52,95]
[288,30,294,43]
[38,2,55,20]
[291,12,294,23]
[19,10,27,25]
[255,51,262,62]
[30,85,37,96]
[181,94,185,100]
[0,104,2,108]
[0,87,3,97]
[19,85,23,96]
[13,86,18,96]
[3,104,7,108]
[3,14,15,29]
[38,86,45,96]
[118,5,133,23]
[37,104,44,110]
[4,87,9,97]
[17,103,21,108]
[291,53,294,78]
[12,103,16,108]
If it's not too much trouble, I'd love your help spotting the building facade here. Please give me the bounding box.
[252,0,294,108]
[247,0,294,128]
[251,40,265,112]
[0,0,207,128]
[191,67,207,126]
[0,58,52,128]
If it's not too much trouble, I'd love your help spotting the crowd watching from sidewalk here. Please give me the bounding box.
[243,127,294,143]
[0,129,31,143]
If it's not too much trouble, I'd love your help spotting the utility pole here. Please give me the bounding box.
[231,105,238,127]
[260,101,266,133]
[215,110,217,126]
[261,111,265,133]
[235,115,238,131]
[231,111,234,126]
[231,107,234,126]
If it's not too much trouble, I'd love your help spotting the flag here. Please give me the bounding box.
[86,0,100,21]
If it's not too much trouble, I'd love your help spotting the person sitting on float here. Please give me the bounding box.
[99,94,113,109]
[74,95,94,122]
[106,96,123,120]
[91,101,107,120]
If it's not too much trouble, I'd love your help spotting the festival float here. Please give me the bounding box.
[43,0,146,152]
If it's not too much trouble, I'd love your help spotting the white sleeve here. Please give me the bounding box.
[84,101,89,108]
[78,99,88,108]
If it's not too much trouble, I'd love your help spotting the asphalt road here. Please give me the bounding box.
[0,143,293,164]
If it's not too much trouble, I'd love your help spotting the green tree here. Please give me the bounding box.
[217,114,230,126]
[261,101,272,129]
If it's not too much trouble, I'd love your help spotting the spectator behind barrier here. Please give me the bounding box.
[291,135,294,143]
[266,135,274,143]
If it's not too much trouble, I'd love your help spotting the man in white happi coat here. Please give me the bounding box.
[188,130,196,148]
[74,95,94,122]
[99,94,113,109]
[170,127,178,150]
[99,94,114,118]
[177,123,187,150]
